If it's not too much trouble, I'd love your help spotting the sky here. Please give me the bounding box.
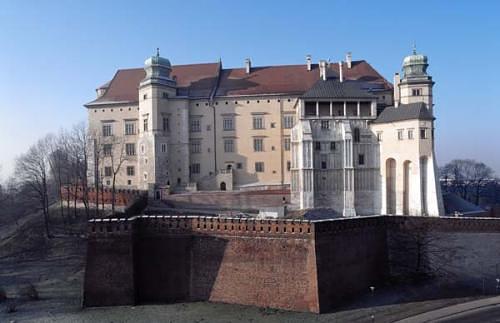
[0,0,499,181]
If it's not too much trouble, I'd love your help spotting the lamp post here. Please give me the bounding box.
[370,286,375,322]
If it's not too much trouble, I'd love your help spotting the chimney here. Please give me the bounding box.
[338,61,344,82]
[306,55,312,71]
[346,52,352,69]
[245,58,251,74]
[319,60,327,81]
[393,73,401,107]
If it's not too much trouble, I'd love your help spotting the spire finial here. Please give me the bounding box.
[156,48,160,57]
[412,42,417,55]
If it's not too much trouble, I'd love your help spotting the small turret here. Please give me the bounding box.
[140,48,176,88]
[402,45,429,79]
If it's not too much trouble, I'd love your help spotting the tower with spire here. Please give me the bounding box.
[395,46,435,113]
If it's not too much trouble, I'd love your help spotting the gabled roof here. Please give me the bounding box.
[301,79,377,99]
[85,60,392,106]
[373,102,434,124]
[86,63,220,106]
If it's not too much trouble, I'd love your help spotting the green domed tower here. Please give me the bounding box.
[396,46,434,113]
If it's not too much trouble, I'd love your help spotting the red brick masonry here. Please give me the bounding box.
[83,215,500,313]
[61,186,145,206]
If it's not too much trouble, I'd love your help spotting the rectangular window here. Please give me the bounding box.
[330,141,336,151]
[420,127,428,139]
[287,161,291,171]
[398,129,404,140]
[163,117,169,132]
[408,129,414,140]
[143,118,148,132]
[223,118,234,131]
[253,116,264,129]
[190,119,201,132]
[236,162,243,169]
[190,142,201,153]
[321,120,330,129]
[412,88,422,96]
[305,102,316,116]
[377,131,383,142]
[191,163,200,174]
[126,166,135,176]
[161,143,166,153]
[102,124,112,137]
[125,143,136,156]
[253,138,263,152]
[103,144,112,156]
[104,166,112,177]
[319,102,330,116]
[124,122,135,135]
[284,138,291,151]
[283,115,295,129]
[255,162,264,172]
[358,154,365,165]
[315,142,321,151]
[224,139,234,153]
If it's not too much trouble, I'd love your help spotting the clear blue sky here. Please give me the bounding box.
[0,0,499,180]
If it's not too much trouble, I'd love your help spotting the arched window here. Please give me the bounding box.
[354,128,360,143]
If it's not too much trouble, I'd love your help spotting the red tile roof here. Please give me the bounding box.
[85,60,391,106]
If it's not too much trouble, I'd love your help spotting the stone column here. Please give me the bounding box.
[341,121,356,217]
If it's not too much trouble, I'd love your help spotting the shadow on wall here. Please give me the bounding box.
[84,218,229,306]
[134,221,227,304]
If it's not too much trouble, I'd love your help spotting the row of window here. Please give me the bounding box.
[102,143,136,156]
[375,127,429,142]
[189,161,292,175]
[190,138,292,154]
[103,114,295,137]
[190,115,295,132]
[193,98,293,107]
[102,117,170,137]
[103,165,135,177]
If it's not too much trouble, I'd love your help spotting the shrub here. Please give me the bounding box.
[19,283,39,300]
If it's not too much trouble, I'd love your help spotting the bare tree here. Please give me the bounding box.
[388,218,462,281]
[441,159,495,205]
[105,136,129,216]
[70,122,90,218]
[47,132,70,227]
[15,136,54,238]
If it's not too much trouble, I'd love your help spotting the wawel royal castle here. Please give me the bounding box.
[85,49,443,216]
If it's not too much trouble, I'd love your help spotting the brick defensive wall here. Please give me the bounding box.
[83,215,500,313]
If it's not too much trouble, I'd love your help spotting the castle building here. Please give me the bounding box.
[85,49,444,216]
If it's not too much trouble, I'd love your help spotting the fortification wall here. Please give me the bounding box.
[84,216,319,312]
[387,216,500,293]
[314,216,388,312]
[61,185,146,206]
[162,189,290,209]
[83,218,136,306]
[83,215,500,313]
